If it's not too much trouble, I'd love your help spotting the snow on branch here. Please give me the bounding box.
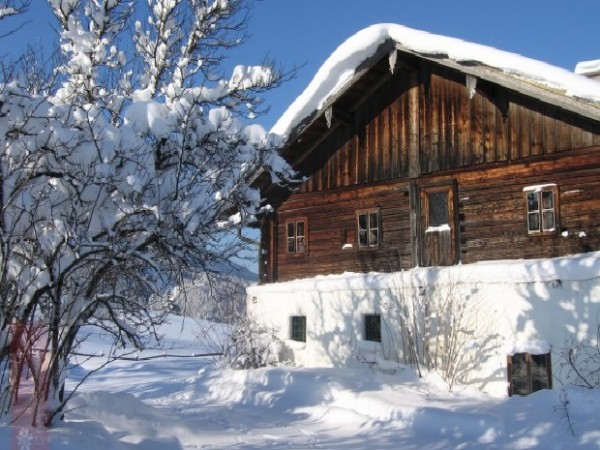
[0,0,295,426]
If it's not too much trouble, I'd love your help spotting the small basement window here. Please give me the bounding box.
[364,314,381,342]
[523,185,558,234]
[286,219,307,254]
[507,352,552,396]
[357,210,381,248]
[290,316,306,342]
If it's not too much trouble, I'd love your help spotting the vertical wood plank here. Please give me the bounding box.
[483,93,496,163]
[495,90,509,161]
[558,111,573,152]
[400,76,411,177]
[369,100,378,182]
[390,75,400,179]
[470,90,484,165]
[457,78,470,167]
[508,99,520,160]
[380,80,390,180]
[543,107,557,154]
[530,106,543,157]
[408,69,420,178]
[429,73,441,173]
[409,180,420,267]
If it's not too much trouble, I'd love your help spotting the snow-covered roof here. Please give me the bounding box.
[575,59,600,77]
[271,24,600,139]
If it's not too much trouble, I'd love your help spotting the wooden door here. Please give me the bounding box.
[419,182,458,267]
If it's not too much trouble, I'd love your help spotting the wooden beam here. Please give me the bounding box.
[409,180,421,267]
[332,105,355,126]
[291,122,341,168]
[408,69,420,179]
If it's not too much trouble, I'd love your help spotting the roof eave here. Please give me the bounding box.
[282,39,398,147]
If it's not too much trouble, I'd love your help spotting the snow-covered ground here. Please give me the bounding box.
[1,315,599,449]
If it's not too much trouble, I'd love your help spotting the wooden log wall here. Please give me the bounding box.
[263,55,600,283]
[267,146,600,282]
[455,146,600,263]
[269,181,413,282]
[294,59,600,195]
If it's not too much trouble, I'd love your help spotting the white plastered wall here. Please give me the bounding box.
[247,253,600,397]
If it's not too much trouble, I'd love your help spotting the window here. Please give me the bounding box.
[524,185,558,234]
[364,314,381,342]
[290,316,306,342]
[507,352,552,396]
[286,219,307,254]
[357,210,381,248]
[428,191,449,228]
[422,186,453,232]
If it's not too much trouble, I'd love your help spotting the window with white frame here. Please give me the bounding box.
[286,219,307,254]
[524,185,558,234]
[357,210,381,248]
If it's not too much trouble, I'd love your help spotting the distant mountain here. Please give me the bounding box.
[211,261,258,283]
[167,269,253,324]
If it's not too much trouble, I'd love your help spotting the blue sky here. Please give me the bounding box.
[242,0,600,129]
[3,0,599,131]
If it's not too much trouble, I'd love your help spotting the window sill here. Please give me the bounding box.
[357,245,382,251]
[527,230,559,236]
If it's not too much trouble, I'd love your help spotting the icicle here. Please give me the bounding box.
[325,105,333,129]
[466,75,477,99]
[389,49,398,74]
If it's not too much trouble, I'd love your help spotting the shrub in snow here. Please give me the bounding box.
[383,271,500,392]
[225,319,286,369]
[559,318,600,389]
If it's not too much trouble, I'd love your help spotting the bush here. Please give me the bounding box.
[225,319,286,369]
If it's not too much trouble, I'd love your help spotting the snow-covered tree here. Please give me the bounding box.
[0,0,294,426]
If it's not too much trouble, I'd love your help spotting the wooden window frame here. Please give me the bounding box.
[357,209,381,249]
[422,185,453,232]
[507,352,552,397]
[285,218,308,255]
[416,180,459,267]
[523,185,559,235]
[364,314,381,342]
[290,316,307,342]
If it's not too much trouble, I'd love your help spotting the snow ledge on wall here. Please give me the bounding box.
[248,251,600,295]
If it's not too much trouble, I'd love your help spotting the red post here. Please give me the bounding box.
[9,320,51,449]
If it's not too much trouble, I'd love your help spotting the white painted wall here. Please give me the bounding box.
[247,252,600,397]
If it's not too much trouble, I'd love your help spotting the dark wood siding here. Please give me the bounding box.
[262,54,600,283]
[273,181,413,282]
[456,146,600,263]
[270,146,600,282]
[292,58,600,197]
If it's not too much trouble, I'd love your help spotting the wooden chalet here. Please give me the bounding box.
[255,29,600,284]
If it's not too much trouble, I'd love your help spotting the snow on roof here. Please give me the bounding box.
[575,59,600,77]
[249,250,600,295]
[271,23,600,139]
